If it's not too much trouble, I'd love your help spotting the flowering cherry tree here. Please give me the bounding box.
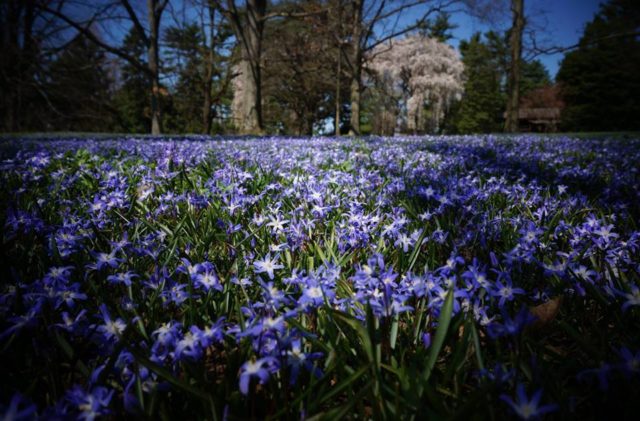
[369,34,464,133]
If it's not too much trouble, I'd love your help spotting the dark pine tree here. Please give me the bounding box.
[556,0,640,131]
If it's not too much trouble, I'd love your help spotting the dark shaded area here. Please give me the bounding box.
[556,0,640,131]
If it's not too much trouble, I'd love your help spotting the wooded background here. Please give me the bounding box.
[1,0,638,135]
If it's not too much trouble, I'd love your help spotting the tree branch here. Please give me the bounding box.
[262,7,330,21]
[119,0,149,45]
[364,0,460,53]
[527,30,640,59]
[38,5,150,75]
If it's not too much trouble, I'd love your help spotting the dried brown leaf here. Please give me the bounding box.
[529,296,563,328]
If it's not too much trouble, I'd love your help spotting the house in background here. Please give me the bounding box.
[507,84,565,132]
[516,107,562,132]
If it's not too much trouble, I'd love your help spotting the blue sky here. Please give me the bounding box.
[443,0,603,79]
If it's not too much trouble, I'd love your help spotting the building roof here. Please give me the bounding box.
[517,107,561,121]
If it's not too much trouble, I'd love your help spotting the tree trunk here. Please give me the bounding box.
[148,0,162,135]
[229,0,265,134]
[203,72,213,134]
[305,115,314,136]
[348,0,363,135]
[349,75,361,135]
[202,1,215,135]
[19,0,36,131]
[505,0,524,133]
[334,0,342,136]
[235,57,262,134]
[335,43,341,136]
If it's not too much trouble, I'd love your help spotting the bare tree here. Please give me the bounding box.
[260,1,337,135]
[1,0,71,131]
[1,0,38,131]
[333,0,346,136]
[219,0,329,135]
[222,0,465,135]
[168,0,234,134]
[201,0,232,134]
[40,0,170,134]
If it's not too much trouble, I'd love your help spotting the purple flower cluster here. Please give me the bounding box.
[1,134,639,418]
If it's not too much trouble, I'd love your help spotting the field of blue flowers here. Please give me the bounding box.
[1,135,639,419]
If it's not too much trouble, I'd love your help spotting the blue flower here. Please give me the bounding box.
[195,269,222,292]
[618,285,640,312]
[0,393,37,421]
[195,319,226,347]
[176,258,201,281]
[490,276,525,307]
[174,329,204,361]
[0,301,42,340]
[243,315,286,338]
[238,357,279,395]
[96,304,126,342]
[152,321,182,347]
[43,265,74,287]
[259,281,289,308]
[56,283,87,309]
[421,332,431,349]
[55,309,88,334]
[87,250,122,271]
[285,339,323,385]
[487,307,536,339]
[66,385,114,421]
[477,363,515,385]
[109,232,131,251]
[617,346,640,377]
[106,271,137,287]
[500,384,558,420]
[298,283,329,307]
[253,254,284,280]
[577,363,612,391]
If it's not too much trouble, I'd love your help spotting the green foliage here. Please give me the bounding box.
[262,0,339,135]
[520,60,551,97]
[163,20,234,134]
[557,0,640,131]
[164,23,208,133]
[112,29,151,134]
[418,11,458,42]
[448,31,553,134]
[46,36,115,132]
[449,33,505,134]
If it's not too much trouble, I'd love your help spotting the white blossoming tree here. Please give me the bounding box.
[369,35,464,134]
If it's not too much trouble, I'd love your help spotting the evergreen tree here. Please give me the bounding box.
[164,23,206,133]
[556,0,640,131]
[112,29,151,134]
[448,30,552,134]
[47,35,115,132]
[451,33,505,133]
[164,16,233,135]
[520,59,551,97]
[418,12,457,42]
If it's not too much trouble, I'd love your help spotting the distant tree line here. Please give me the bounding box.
[0,0,638,135]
